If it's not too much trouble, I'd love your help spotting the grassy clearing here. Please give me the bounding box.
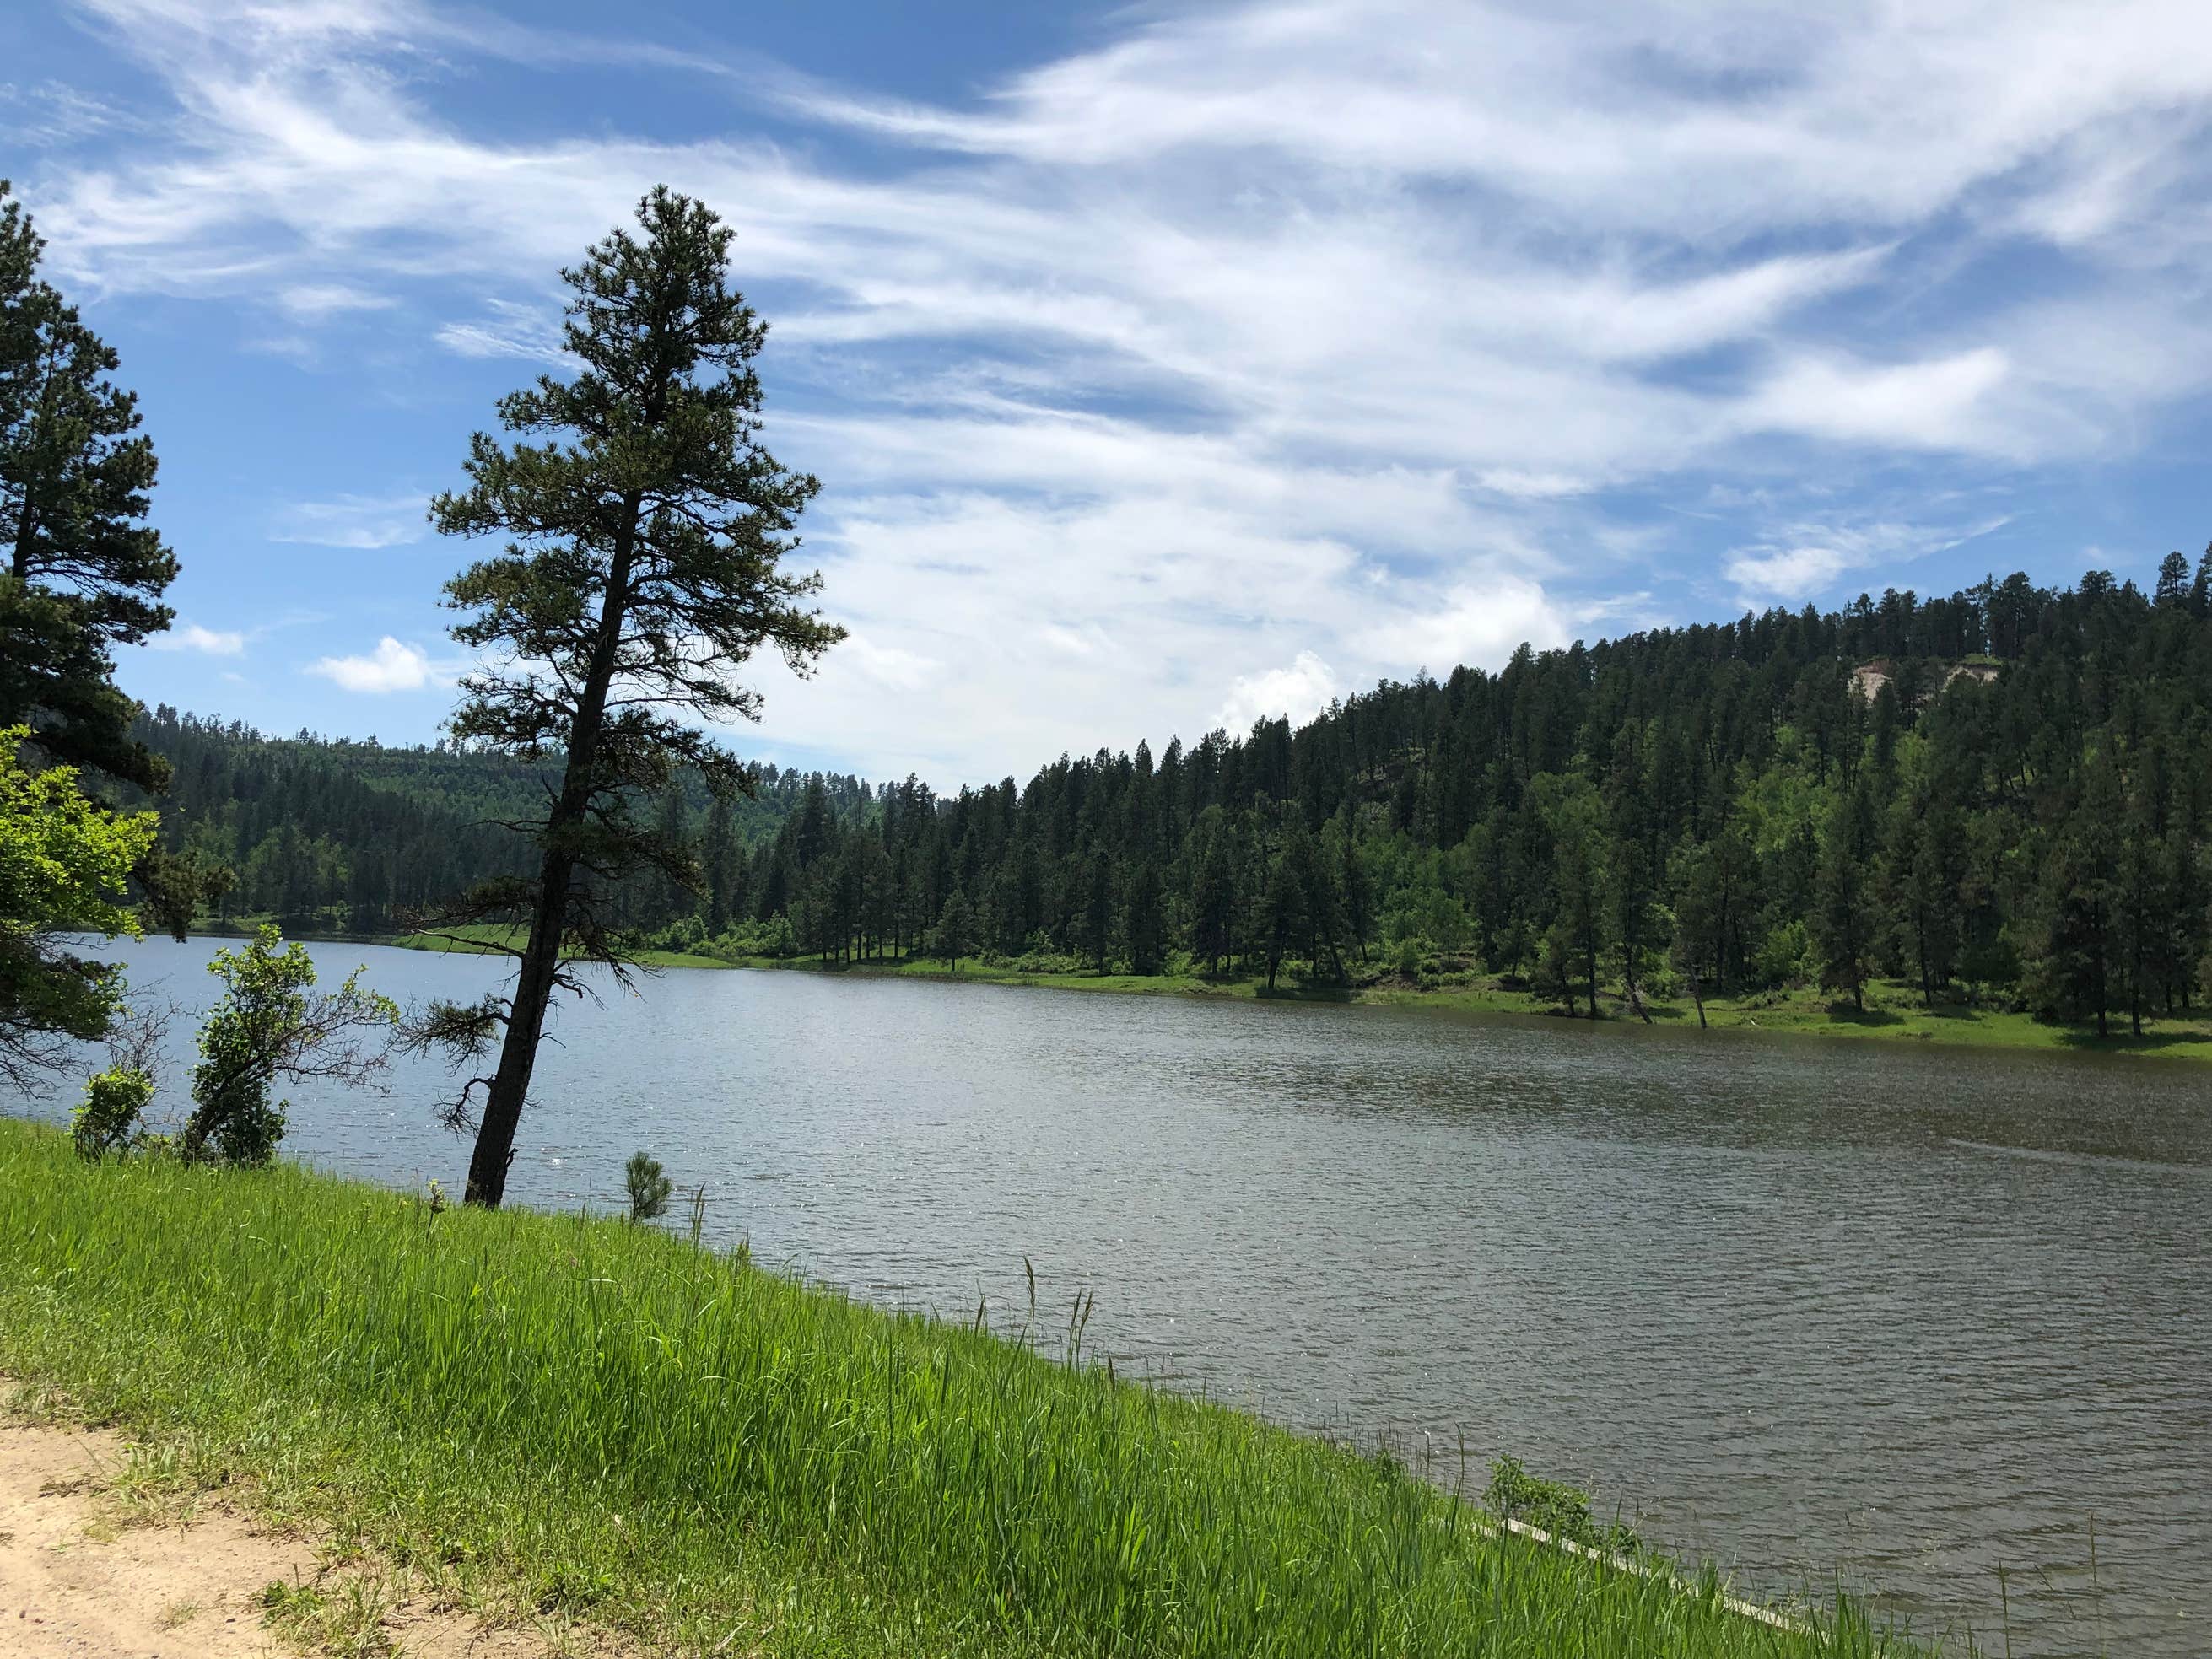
[389,921,730,971]
[1364,977,2212,1058]
[0,1120,1942,1657]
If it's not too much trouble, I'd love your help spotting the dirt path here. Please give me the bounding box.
[0,1423,592,1657]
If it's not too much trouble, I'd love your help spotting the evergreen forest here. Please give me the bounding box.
[147,554,2212,1038]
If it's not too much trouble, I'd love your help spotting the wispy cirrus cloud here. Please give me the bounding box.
[434,298,569,366]
[269,493,427,550]
[1724,514,2017,606]
[19,0,2212,777]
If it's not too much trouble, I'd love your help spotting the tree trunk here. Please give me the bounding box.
[1690,967,1707,1029]
[464,848,575,1207]
[464,508,639,1208]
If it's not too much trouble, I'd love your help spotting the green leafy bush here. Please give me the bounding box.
[185,925,397,1168]
[1486,1456,1642,1555]
[70,1065,154,1161]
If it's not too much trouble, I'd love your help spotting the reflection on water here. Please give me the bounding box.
[17,937,2211,1657]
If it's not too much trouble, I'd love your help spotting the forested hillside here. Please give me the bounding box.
[133,708,871,935]
[160,555,2212,1034]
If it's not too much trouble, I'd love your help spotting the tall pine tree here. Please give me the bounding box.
[415,189,841,1207]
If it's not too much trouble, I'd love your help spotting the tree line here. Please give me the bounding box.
[663,557,2212,1042]
[141,555,2212,1042]
[126,706,859,936]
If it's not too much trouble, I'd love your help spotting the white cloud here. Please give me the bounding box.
[1357,578,1573,674]
[270,493,426,549]
[839,632,939,693]
[277,283,393,319]
[307,636,440,693]
[0,80,140,148]
[1724,514,2015,606]
[1745,348,2015,453]
[21,0,2212,777]
[1726,546,1854,604]
[1218,652,1340,730]
[148,621,245,655]
[434,298,569,365]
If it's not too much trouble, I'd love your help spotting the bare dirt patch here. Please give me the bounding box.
[0,1423,609,1657]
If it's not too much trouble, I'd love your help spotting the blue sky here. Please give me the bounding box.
[9,0,2212,785]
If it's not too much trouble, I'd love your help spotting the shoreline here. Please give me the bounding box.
[370,924,2212,1064]
[178,921,2212,1063]
[0,1120,1940,1658]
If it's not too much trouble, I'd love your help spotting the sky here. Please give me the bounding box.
[8,0,2212,787]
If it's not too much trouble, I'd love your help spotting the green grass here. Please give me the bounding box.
[1363,976,2212,1058]
[0,1119,1943,1657]
[390,920,730,970]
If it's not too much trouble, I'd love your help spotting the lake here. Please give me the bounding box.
[17,936,2210,1656]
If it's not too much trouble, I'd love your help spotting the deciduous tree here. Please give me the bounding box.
[0,727,155,1089]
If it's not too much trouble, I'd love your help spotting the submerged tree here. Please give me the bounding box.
[417,187,841,1207]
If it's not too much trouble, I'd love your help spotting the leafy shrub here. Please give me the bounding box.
[647,915,708,953]
[71,1065,154,1161]
[710,916,796,960]
[185,926,396,1168]
[1753,919,1816,988]
[1486,1456,1641,1555]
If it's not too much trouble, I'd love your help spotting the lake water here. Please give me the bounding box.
[16,937,2210,1656]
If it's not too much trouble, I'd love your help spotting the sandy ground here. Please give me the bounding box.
[0,1423,592,1658]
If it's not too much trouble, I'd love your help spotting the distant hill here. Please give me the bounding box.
[141,555,2212,1034]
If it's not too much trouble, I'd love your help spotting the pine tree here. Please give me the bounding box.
[2113,789,2171,1037]
[1815,778,1880,1010]
[1536,775,1606,1018]
[1257,823,1310,991]
[1125,858,1164,976]
[1603,726,1657,1021]
[1883,800,1963,1007]
[1335,811,1373,965]
[415,189,841,1208]
[2,180,178,790]
[2035,754,2123,1036]
[934,888,976,970]
[1190,807,1237,972]
[1081,851,1114,972]
[2155,550,2193,609]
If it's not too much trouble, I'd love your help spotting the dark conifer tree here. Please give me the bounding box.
[415,188,841,1208]
[1815,778,1880,1010]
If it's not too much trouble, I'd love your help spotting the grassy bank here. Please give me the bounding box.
[388,924,2212,1062]
[0,1120,1937,1657]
